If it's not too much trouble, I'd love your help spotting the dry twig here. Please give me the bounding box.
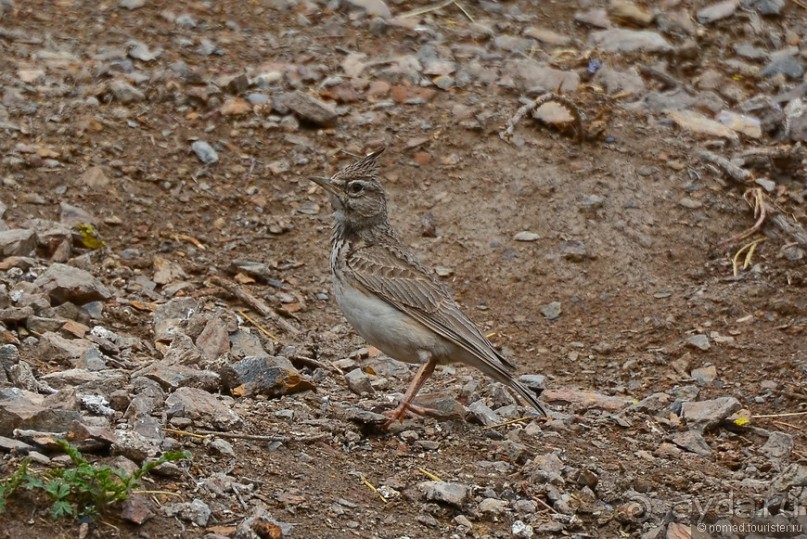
[698,150,750,183]
[770,213,807,247]
[293,354,341,374]
[164,428,208,439]
[481,416,534,430]
[638,65,686,91]
[534,495,562,515]
[204,429,330,444]
[210,275,301,335]
[399,0,473,21]
[167,427,329,444]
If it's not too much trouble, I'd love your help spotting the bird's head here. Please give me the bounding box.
[309,147,388,230]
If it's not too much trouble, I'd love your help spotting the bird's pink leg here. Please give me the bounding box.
[382,355,438,428]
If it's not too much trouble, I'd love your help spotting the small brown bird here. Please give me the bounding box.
[310,148,547,427]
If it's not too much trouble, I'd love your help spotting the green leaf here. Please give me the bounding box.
[0,442,192,520]
[134,450,190,480]
[44,480,71,500]
[50,500,75,519]
[24,476,45,490]
[55,440,87,466]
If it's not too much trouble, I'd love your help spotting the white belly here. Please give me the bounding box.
[333,276,452,364]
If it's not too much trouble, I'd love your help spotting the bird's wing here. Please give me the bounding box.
[345,243,516,373]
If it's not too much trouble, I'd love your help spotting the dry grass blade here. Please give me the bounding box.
[772,420,802,430]
[717,188,767,249]
[171,233,206,250]
[238,309,279,342]
[731,238,765,277]
[453,1,474,21]
[99,521,120,532]
[417,467,443,481]
[132,490,184,498]
[166,427,291,443]
[399,0,453,18]
[481,416,533,430]
[398,0,474,21]
[702,149,807,250]
[194,429,291,442]
[752,411,807,419]
[360,474,388,503]
[164,428,208,439]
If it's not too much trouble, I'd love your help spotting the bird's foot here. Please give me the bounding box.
[381,401,441,429]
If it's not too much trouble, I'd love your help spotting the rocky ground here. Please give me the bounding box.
[0,0,806,537]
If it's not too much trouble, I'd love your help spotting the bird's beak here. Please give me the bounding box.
[309,175,340,196]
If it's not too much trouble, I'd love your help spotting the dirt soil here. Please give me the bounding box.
[0,0,805,538]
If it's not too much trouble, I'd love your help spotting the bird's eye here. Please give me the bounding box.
[347,182,364,195]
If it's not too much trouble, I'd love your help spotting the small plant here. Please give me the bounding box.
[0,440,189,520]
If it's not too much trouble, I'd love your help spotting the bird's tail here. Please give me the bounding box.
[473,349,549,416]
[508,378,549,416]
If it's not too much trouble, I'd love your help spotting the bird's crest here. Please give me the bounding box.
[331,147,385,186]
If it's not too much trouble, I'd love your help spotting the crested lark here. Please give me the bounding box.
[310,148,547,427]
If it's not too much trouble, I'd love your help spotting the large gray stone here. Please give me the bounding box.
[761,431,793,461]
[347,0,391,17]
[344,368,374,395]
[770,464,807,493]
[130,361,220,392]
[33,264,111,305]
[8,361,38,392]
[163,499,211,527]
[418,481,470,507]
[40,368,127,390]
[697,0,739,24]
[0,344,19,383]
[195,317,231,361]
[0,306,33,325]
[229,329,267,359]
[681,397,741,431]
[670,430,712,456]
[0,229,37,257]
[589,29,674,53]
[153,298,200,343]
[278,91,337,127]
[0,398,82,436]
[112,430,160,463]
[220,355,314,398]
[164,387,242,430]
[37,332,94,367]
[468,400,501,426]
[504,59,579,93]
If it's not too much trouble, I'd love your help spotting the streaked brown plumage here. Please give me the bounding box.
[310,148,547,426]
